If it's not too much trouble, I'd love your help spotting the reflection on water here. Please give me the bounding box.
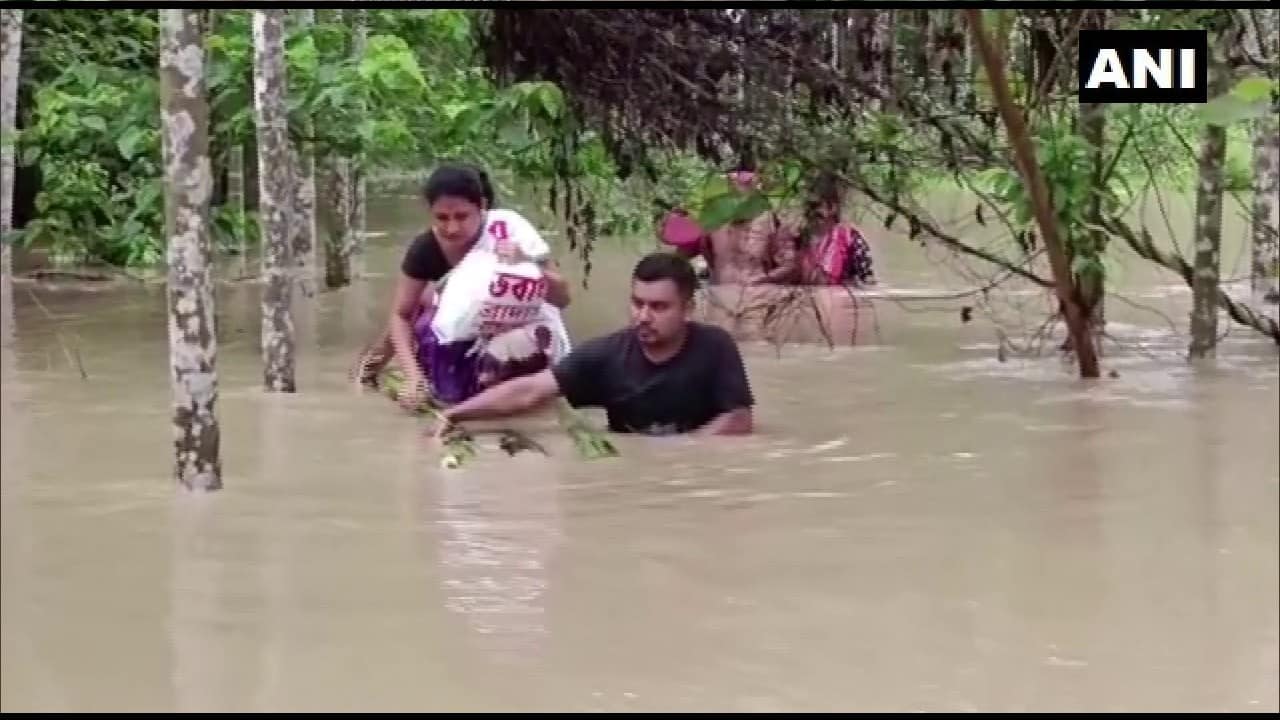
[2,189,1277,711]
[433,456,562,664]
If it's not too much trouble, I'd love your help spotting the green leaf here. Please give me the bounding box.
[534,83,564,120]
[20,144,41,167]
[82,116,107,133]
[1232,76,1274,104]
[286,35,318,75]
[498,117,529,148]
[729,191,772,224]
[1200,93,1268,127]
[697,192,743,232]
[116,127,146,160]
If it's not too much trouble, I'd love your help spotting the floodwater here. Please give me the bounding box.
[2,189,1277,712]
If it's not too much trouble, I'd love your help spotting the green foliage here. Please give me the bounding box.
[15,59,164,267]
[1201,75,1277,128]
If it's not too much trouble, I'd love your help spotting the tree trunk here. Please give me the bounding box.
[1246,9,1279,299]
[353,8,370,267]
[327,8,367,287]
[915,9,932,93]
[0,8,22,280]
[289,9,318,297]
[965,9,1100,379]
[243,135,259,213]
[253,9,296,392]
[227,144,248,278]
[1078,9,1108,336]
[1189,29,1231,359]
[851,10,889,113]
[1251,114,1280,300]
[322,158,352,289]
[160,8,222,491]
[880,10,896,110]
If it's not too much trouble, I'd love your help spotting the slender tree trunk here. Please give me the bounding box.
[160,9,221,491]
[228,144,248,278]
[1251,115,1280,300]
[1078,9,1108,336]
[1189,28,1231,359]
[1,9,22,280]
[851,10,889,113]
[351,9,369,279]
[253,9,296,392]
[965,9,1100,378]
[327,8,367,288]
[289,9,318,297]
[243,135,259,213]
[915,9,932,93]
[880,10,896,110]
[1246,9,1279,299]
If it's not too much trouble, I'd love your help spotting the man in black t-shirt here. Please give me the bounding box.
[439,253,755,436]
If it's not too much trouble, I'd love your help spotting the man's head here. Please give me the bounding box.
[630,252,698,347]
[807,170,846,224]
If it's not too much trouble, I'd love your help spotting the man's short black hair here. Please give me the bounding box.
[632,252,698,301]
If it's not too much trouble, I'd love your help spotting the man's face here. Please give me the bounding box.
[630,278,689,346]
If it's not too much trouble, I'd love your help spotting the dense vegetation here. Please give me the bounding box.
[6,9,1279,342]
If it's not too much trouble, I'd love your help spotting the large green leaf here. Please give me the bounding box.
[729,191,772,224]
[1200,93,1268,127]
[116,127,147,160]
[1232,75,1275,104]
[697,192,742,232]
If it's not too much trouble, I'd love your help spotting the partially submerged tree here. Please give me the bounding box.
[1245,8,1279,299]
[159,8,221,491]
[480,8,1280,361]
[289,8,318,296]
[1,8,22,279]
[253,9,296,392]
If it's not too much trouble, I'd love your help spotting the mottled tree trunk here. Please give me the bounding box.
[1246,8,1279,299]
[914,9,932,93]
[1,9,22,280]
[160,9,221,491]
[228,144,248,278]
[935,10,961,109]
[325,9,366,289]
[1189,32,1231,359]
[322,159,353,289]
[1251,115,1280,299]
[289,9,318,297]
[851,10,890,112]
[253,9,296,392]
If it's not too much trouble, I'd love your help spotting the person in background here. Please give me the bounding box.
[436,252,755,437]
[664,165,797,286]
[794,171,876,287]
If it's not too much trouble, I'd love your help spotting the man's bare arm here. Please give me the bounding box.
[442,369,562,424]
[697,407,754,436]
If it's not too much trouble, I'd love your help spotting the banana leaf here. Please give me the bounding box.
[374,367,618,463]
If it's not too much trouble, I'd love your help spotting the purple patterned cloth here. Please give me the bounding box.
[413,307,480,406]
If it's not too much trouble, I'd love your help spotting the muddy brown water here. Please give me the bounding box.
[2,189,1277,711]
